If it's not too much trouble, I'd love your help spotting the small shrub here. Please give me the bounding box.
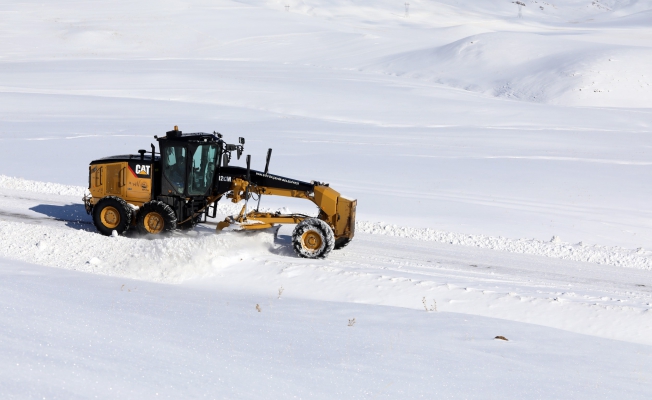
[422,297,437,312]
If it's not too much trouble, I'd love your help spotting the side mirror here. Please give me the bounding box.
[237,146,243,160]
[239,137,245,145]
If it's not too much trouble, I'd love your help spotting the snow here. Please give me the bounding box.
[4,174,652,270]
[2,0,652,397]
[4,258,652,399]
[357,220,652,269]
[368,31,652,106]
[0,175,85,197]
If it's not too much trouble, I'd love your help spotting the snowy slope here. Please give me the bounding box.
[4,258,652,399]
[369,31,652,106]
[2,0,652,397]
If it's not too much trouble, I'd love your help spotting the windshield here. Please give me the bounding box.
[163,145,187,194]
[187,144,218,195]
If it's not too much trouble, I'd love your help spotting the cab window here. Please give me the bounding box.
[188,144,218,195]
[163,145,187,194]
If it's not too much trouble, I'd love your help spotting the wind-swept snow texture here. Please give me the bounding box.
[2,0,652,398]
[3,259,652,399]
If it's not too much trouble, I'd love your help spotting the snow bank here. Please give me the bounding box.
[0,175,86,197]
[358,221,652,270]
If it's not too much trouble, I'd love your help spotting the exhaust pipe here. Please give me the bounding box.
[246,155,251,182]
[264,148,272,174]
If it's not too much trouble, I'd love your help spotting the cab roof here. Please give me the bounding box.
[156,130,221,143]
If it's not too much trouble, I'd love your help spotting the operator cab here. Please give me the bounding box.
[155,126,242,198]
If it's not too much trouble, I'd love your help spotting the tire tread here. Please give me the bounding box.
[291,218,335,259]
[92,196,132,236]
[137,200,178,235]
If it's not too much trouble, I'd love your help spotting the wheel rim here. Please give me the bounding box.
[301,230,323,251]
[100,206,120,229]
[143,211,164,234]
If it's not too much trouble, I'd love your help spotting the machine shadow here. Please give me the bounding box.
[30,204,95,232]
[270,231,298,257]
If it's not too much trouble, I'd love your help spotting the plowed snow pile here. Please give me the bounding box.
[0,221,275,283]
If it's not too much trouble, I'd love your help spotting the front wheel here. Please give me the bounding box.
[292,218,335,259]
[137,201,177,235]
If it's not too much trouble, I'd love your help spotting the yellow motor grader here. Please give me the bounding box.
[83,126,356,258]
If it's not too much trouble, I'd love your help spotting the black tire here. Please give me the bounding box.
[334,237,352,250]
[292,218,335,259]
[137,201,177,235]
[92,196,132,236]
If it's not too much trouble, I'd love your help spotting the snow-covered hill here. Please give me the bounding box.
[369,31,652,106]
[2,0,652,397]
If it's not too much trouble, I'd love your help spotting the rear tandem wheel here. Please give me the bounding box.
[92,196,132,236]
[137,201,177,235]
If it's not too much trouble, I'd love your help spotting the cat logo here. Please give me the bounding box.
[135,165,151,175]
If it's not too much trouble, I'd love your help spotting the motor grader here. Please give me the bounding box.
[83,126,356,258]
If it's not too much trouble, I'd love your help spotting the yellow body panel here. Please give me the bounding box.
[89,162,151,207]
[335,197,356,239]
[313,186,339,217]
